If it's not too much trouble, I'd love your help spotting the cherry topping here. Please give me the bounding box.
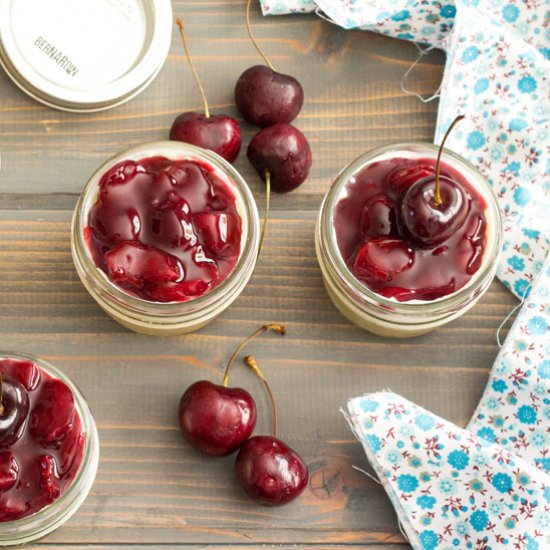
[352,237,414,285]
[247,123,312,193]
[235,435,308,506]
[29,379,76,448]
[0,452,18,493]
[37,454,61,504]
[235,65,304,128]
[399,175,470,247]
[178,325,285,457]
[170,18,242,163]
[361,195,396,236]
[386,163,435,194]
[0,376,29,449]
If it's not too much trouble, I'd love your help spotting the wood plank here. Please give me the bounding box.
[0,209,516,546]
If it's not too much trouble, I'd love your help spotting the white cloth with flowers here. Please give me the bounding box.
[259,0,550,299]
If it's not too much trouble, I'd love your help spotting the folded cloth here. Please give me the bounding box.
[468,253,550,473]
[347,391,550,549]
[259,0,550,299]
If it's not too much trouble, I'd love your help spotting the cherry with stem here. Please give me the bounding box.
[234,353,309,506]
[170,18,242,163]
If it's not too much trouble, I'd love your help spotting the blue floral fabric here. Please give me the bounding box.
[469,253,550,473]
[260,0,550,298]
[348,391,550,549]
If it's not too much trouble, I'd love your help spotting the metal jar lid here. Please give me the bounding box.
[0,0,172,112]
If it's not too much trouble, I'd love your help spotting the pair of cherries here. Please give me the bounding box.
[177,325,309,506]
[169,0,311,193]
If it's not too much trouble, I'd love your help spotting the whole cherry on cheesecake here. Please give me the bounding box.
[170,18,242,163]
[0,374,29,449]
[247,123,312,193]
[234,355,308,506]
[399,115,469,247]
[234,0,304,127]
[178,325,286,457]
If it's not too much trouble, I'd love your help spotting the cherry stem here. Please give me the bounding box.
[244,355,278,438]
[246,0,275,71]
[433,114,465,207]
[222,324,286,387]
[257,170,271,256]
[176,17,210,118]
[0,373,4,416]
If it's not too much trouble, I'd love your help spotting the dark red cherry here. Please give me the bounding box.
[0,378,29,448]
[170,112,242,163]
[29,379,76,448]
[352,237,414,285]
[247,123,312,193]
[361,195,396,236]
[235,65,304,128]
[386,163,435,193]
[399,175,470,247]
[0,452,18,493]
[234,435,308,506]
[178,381,256,457]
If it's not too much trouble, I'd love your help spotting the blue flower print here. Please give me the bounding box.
[419,529,439,549]
[522,228,540,239]
[507,256,525,271]
[415,414,436,431]
[491,379,508,393]
[526,535,540,550]
[447,450,470,470]
[397,474,419,493]
[366,434,381,453]
[440,4,456,18]
[360,398,379,413]
[477,426,496,443]
[513,278,531,298]
[390,10,410,21]
[502,4,520,23]
[517,405,537,424]
[492,472,513,493]
[474,77,489,94]
[543,486,550,503]
[438,478,457,495]
[513,187,531,206]
[470,510,489,532]
[539,360,550,380]
[467,130,485,150]
[509,118,528,131]
[527,315,548,335]
[462,46,480,63]
[417,495,437,510]
[518,76,537,93]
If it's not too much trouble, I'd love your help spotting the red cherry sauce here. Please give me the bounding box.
[85,156,242,303]
[333,157,487,301]
[0,359,85,522]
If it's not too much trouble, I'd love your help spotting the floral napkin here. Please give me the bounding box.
[259,0,550,299]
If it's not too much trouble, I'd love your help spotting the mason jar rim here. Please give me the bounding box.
[0,352,99,544]
[71,141,260,316]
[318,142,503,316]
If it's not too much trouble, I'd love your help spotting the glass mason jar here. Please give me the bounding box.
[0,352,99,546]
[71,141,260,335]
[316,143,503,338]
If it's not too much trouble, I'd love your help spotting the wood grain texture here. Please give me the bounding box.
[0,1,514,549]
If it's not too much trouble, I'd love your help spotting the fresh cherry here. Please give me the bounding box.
[399,175,469,247]
[235,0,304,128]
[235,435,308,506]
[352,237,414,285]
[398,115,469,248]
[178,381,256,457]
[170,113,242,163]
[170,18,242,163]
[233,355,308,506]
[247,123,312,193]
[235,65,303,128]
[0,375,29,449]
[178,325,286,457]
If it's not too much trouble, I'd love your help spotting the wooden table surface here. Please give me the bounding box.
[0,1,517,548]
